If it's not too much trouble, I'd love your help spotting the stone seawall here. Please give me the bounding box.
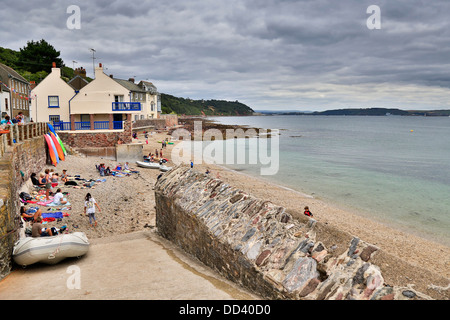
[0,124,48,280]
[155,165,445,300]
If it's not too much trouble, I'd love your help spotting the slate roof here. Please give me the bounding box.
[113,78,146,93]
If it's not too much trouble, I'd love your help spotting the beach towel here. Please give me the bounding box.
[46,201,71,207]
[42,212,63,219]
[37,200,54,206]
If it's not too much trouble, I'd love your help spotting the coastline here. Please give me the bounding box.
[142,124,450,287]
[192,161,450,297]
[18,128,449,299]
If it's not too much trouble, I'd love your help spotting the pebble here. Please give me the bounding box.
[402,290,416,299]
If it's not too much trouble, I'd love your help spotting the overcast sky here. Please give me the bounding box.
[1,0,450,111]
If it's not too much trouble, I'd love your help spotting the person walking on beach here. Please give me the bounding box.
[84,193,101,227]
[44,169,52,200]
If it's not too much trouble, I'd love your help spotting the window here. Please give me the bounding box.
[48,96,59,108]
[49,115,60,123]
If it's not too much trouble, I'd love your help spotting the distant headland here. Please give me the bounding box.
[255,108,450,117]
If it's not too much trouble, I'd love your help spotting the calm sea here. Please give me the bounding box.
[205,115,450,246]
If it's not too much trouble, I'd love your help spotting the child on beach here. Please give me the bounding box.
[61,169,68,183]
[53,188,67,205]
[304,206,313,217]
[84,193,101,227]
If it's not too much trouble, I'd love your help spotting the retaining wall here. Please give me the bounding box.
[155,165,446,300]
[0,123,48,280]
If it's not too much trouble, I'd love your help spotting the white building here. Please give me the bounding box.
[31,63,76,124]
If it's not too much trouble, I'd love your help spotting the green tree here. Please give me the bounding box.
[17,39,64,73]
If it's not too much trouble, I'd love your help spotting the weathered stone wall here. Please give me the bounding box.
[134,119,165,130]
[159,114,178,128]
[0,124,48,280]
[155,165,445,300]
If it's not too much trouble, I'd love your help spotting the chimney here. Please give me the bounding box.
[74,67,87,78]
[99,63,102,68]
[110,74,114,78]
[128,78,135,83]
[52,62,56,68]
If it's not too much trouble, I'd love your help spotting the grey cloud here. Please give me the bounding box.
[1,0,449,111]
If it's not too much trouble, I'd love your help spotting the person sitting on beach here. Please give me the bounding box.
[21,206,34,222]
[61,170,69,183]
[99,164,106,176]
[304,206,313,217]
[124,162,130,170]
[52,188,67,205]
[51,173,59,187]
[21,206,42,222]
[32,216,53,237]
[31,173,44,188]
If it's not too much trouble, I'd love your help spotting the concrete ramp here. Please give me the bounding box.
[0,231,258,300]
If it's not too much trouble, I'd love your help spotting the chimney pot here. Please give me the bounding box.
[52,62,56,68]
[99,63,102,68]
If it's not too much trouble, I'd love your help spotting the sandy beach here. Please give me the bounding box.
[20,130,449,299]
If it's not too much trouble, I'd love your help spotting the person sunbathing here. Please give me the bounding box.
[21,206,42,223]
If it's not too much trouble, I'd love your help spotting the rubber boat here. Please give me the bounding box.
[136,161,160,169]
[12,232,90,267]
[159,165,172,172]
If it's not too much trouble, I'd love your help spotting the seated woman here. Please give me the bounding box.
[21,206,42,222]
[31,173,44,188]
[38,173,46,186]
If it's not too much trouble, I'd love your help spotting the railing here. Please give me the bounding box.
[53,121,71,131]
[112,102,141,111]
[52,121,124,131]
[75,121,91,130]
[0,122,50,156]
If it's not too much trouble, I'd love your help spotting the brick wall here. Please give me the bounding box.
[58,114,133,148]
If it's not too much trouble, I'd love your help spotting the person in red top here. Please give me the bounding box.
[304,206,313,217]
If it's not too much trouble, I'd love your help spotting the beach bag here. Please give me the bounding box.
[19,192,32,201]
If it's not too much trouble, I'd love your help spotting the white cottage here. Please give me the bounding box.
[31,63,76,124]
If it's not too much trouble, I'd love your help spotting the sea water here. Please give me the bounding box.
[205,115,450,246]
